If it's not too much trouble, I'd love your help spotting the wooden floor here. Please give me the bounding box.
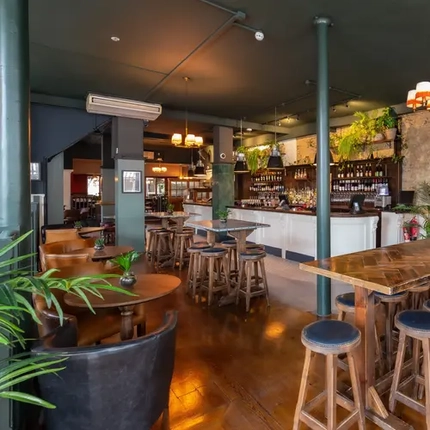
[131,259,425,430]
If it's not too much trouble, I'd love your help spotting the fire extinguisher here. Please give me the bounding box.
[410,216,419,241]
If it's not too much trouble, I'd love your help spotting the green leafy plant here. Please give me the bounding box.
[94,238,105,248]
[0,231,131,408]
[375,107,397,131]
[166,203,175,213]
[109,251,141,276]
[216,208,231,221]
[74,221,82,230]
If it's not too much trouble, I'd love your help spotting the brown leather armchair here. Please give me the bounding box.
[33,289,146,346]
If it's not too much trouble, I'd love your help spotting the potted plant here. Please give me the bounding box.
[110,251,141,288]
[74,221,82,231]
[216,208,231,223]
[166,203,175,215]
[94,238,105,251]
[0,231,130,409]
[376,107,398,140]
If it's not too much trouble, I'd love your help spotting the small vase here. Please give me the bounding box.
[94,244,105,251]
[120,274,137,288]
[167,210,174,215]
[219,219,227,224]
[385,128,397,140]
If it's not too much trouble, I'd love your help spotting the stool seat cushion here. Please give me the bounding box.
[302,320,360,353]
[221,240,236,246]
[189,243,211,250]
[424,299,430,312]
[240,250,265,257]
[375,291,408,300]
[396,311,430,336]
[335,292,355,309]
[201,247,226,254]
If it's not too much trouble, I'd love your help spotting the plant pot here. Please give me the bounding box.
[219,219,228,224]
[373,133,385,142]
[385,128,397,140]
[94,244,105,251]
[120,274,137,288]
[167,210,174,215]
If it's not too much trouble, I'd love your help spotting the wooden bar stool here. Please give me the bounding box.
[153,230,173,270]
[236,249,270,312]
[409,283,430,310]
[424,299,430,312]
[173,232,194,269]
[186,243,211,298]
[293,320,365,430]
[375,291,409,371]
[335,292,384,374]
[389,310,430,428]
[146,227,164,261]
[199,248,230,306]
[246,243,265,251]
[221,240,238,281]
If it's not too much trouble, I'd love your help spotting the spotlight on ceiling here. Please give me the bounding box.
[110,36,120,42]
[332,106,337,112]
[246,128,252,132]
[255,31,265,41]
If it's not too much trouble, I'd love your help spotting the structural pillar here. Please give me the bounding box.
[112,117,145,251]
[101,134,115,220]
[314,16,332,317]
[212,126,234,221]
[0,0,31,236]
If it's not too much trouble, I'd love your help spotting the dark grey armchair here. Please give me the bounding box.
[32,311,178,430]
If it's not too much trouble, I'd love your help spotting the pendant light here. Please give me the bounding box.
[234,118,249,173]
[267,106,284,170]
[313,152,335,166]
[187,148,195,177]
[194,159,206,176]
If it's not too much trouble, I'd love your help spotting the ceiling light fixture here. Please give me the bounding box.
[171,77,203,147]
[246,128,252,132]
[234,118,250,173]
[110,36,120,42]
[267,107,284,170]
[406,81,430,110]
[152,157,167,173]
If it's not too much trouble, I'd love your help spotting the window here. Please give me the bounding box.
[87,176,100,196]
[170,180,188,197]
[30,163,40,181]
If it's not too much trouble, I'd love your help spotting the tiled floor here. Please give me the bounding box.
[128,252,425,430]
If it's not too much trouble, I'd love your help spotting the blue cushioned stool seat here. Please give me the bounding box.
[395,310,430,337]
[201,247,226,254]
[221,240,236,246]
[240,250,266,259]
[424,299,430,312]
[335,292,355,310]
[375,291,408,302]
[188,243,211,250]
[302,320,361,354]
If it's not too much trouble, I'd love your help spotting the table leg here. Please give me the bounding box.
[173,218,185,234]
[206,231,216,247]
[161,219,169,229]
[218,229,253,307]
[119,305,135,341]
[354,286,414,430]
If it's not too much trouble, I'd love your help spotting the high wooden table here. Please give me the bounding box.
[300,239,430,430]
[77,226,106,236]
[64,274,181,340]
[150,211,199,233]
[185,219,270,306]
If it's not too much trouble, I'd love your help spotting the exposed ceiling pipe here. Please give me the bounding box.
[144,11,245,99]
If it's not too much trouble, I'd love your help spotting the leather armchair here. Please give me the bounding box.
[33,290,146,346]
[33,311,177,430]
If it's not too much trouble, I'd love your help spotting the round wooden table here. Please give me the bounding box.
[69,245,133,261]
[64,274,181,340]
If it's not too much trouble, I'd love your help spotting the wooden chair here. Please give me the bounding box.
[389,310,430,428]
[44,254,90,270]
[39,238,95,271]
[293,320,365,430]
[45,228,81,244]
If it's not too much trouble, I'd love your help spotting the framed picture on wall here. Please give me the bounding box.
[122,170,142,193]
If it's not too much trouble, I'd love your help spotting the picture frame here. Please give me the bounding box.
[122,170,142,193]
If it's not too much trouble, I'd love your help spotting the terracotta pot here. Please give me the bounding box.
[385,128,397,140]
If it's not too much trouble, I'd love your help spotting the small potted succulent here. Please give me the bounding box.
[74,221,82,231]
[216,208,231,224]
[166,203,175,215]
[110,251,141,288]
[94,238,105,251]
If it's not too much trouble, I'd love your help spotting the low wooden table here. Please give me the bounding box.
[300,239,430,430]
[64,274,181,340]
[69,245,133,261]
[185,219,270,306]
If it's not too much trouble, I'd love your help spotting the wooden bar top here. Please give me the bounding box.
[300,239,430,295]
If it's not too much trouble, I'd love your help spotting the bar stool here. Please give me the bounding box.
[173,231,194,269]
[186,243,211,298]
[293,320,365,430]
[153,230,173,270]
[236,249,270,312]
[335,292,384,374]
[221,240,238,281]
[146,227,164,261]
[375,291,409,371]
[389,310,430,428]
[199,248,230,306]
[409,282,430,310]
[424,299,430,312]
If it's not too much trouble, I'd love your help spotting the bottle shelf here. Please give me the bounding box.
[335,176,389,180]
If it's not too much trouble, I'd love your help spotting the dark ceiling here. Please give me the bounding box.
[29,0,426,135]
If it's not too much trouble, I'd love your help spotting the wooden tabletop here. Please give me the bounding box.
[69,245,133,260]
[77,227,106,235]
[64,274,181,308]
[300,239,430,295]
[185,219,270,233]
[150,211,195,219]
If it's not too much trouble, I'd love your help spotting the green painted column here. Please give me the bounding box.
[212,126,234,220]
[112,117,145,252]
[314,16,332,317]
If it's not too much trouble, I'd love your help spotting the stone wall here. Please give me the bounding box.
[401,110,430,191]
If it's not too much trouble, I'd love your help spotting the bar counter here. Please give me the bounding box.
[183,203,378,262]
